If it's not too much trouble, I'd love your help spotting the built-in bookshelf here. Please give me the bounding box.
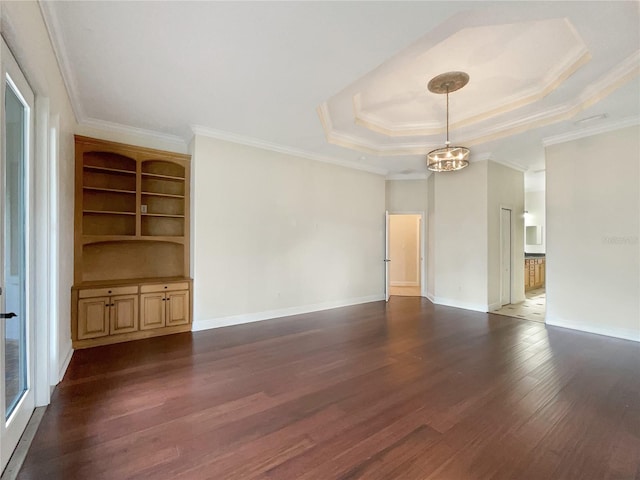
[72,136,192,349]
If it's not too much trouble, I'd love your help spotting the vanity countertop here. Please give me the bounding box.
[525,253,546,259]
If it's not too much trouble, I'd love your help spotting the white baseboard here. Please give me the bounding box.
[545,315,640,342]
[390,281,420,287]
[57,345,74,383]
[192,294,386,332]
[427,295,489,313]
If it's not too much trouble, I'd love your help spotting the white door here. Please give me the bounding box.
[500,208,512,306]
[384,210,390,302]
[0,39,35,473]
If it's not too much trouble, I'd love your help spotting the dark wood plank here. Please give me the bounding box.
[16,297,640,480]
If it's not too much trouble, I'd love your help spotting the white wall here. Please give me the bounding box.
[546,125,639,341]
[192,135,385,330]
[487,161,525,309]
[1,1,77,386]
[389,214,420,286]
[525,190,545,254]
[385,179,428,212]
[431,161,488,311]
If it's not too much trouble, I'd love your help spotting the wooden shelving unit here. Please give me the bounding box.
[72,135,192,349]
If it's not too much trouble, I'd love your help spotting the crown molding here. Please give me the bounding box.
[353,93,442,136]
[79,117,189,152]
[319,103,443,156]
[577,50,640,108]
[38,0,83,122]
[472,152,530,173]
[191,124,388,176]
[542,116,640,147]
[472,152,492,163]
[385,173,430,180]
[488,157,529,173]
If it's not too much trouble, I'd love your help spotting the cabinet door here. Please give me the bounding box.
[110,294,139,335]
[78,297,110,339]
[166,290,189,326]
[140,292,165,330]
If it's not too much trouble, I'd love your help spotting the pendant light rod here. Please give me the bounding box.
[426,71,471,172]
[445,86,449,145]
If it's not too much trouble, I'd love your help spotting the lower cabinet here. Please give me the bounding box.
[111,295,139,334]
[524,258,545,291]
[73,279,192,348]
[140,283,190,330]
[77,297,109,340]
[167,291,190,326]
[140,293,166,330]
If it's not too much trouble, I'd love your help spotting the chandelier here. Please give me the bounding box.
[426,71,470,172]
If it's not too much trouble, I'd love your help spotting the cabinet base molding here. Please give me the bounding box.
[72,323,192,350]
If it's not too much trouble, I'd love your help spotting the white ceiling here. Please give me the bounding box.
[41,1,639,178]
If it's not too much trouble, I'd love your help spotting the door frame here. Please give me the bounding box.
[1,35,55,473]
[384,211,390,301]
[499,205,513,306]
[387,211,426,298]
[1,37,36,472]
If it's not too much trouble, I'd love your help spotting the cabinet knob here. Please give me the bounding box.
[164,286,167,289]
[108,290,112,294]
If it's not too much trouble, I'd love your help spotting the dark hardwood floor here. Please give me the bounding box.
[17,297,640,479]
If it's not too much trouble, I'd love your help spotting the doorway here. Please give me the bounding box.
[388,214,422,297]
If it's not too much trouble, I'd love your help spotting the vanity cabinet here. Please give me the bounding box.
[72,136,192,349]
[525,257,545,291]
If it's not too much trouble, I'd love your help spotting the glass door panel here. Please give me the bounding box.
[1,38,35,474]
[3,81,27,419]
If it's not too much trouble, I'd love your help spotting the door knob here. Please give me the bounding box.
[0,312,17,319]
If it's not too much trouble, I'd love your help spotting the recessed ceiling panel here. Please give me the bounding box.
[353,18,589,135]
[319,6,639,158]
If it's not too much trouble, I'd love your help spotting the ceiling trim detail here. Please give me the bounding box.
[542,115,640,147]
[80,117,189,151]
[353,48,592,137]
[39,1,83,122]
[320,51,640,156]
[488,157,529,173]
[385,173,430,180]
[191,125,388,176]
[318,102,443,155]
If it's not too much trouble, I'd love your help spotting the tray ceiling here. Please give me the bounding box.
[39,1,640,176]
